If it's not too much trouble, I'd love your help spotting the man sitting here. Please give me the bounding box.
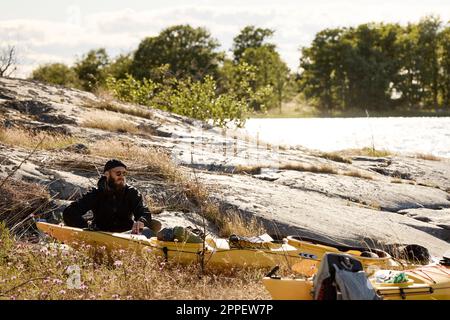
[63,159,160,237]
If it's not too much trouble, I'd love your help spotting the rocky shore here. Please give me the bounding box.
[1,77,449,257]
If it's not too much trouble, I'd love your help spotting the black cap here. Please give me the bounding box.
[103,159,127,173]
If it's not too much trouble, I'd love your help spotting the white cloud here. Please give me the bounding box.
[1,1,450,78]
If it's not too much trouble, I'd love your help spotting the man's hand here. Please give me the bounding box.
[132,221,145,234]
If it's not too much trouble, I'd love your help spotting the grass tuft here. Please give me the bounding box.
[414,153,441,161]
[0,127,79,150]
[81,111,139,134]
[234,162,339,175]
[0,179,52,236]
[281,163,338,174]
[85,90,154,120]
[318,152,352,164]
[340,147,393,158]
[342,170,374,180]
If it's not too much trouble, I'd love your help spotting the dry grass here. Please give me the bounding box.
[86,90,154,120]
[342,170,374,180]
[220,213,266,238]
[340,147,393,158]
[233,165,263,175]
[281,163,338,174]
[201,203,266,238]
[82,111,139,134]
[0,127,79,150]
[0,226,271,300]
[414,153,441,161]
[318,152,352,164]
[234,162,339,175]
[417,182,440,189]
[89,140,178,180]
[0,179,52,236]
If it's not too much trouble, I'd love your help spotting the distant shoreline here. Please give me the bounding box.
[249,110,450,119]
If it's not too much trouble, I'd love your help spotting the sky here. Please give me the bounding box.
[1,0,450,78]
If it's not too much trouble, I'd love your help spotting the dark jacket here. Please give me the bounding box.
[63,176,152,232]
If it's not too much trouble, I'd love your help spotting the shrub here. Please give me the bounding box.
[106,74,249,128]
[31,63,79,88]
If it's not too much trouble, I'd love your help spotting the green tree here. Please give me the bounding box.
[240,46,290,110]
[73,48,109,91]
[131,25,223,81]
[104,53,133,80]
[232,25,275,62]
[30,63,79,88]
[395,17,442,110]
[395,23,422,108]
[343,23,402,111]
[218,59,274,112]
[300,24,403,112]
[416,16,441,109]
[438,25,450,109]
[299,28,345,112]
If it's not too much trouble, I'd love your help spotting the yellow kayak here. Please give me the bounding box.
[36,222,404,272]
[372,265,450,300]
[286,236,403,275]
[262,264,450,300]
[36,222,304,268]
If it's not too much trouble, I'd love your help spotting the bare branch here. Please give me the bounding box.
[0,45,17,77]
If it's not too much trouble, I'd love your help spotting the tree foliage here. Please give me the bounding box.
[299,16,450,112]
[73,48,109,91]
[218,60,274,112]
[131,25,222,82]
[232,26,275,62]
[31,63,79,87]
[104,54,133,80]
[240,46,290,110]
[106,74,248,127]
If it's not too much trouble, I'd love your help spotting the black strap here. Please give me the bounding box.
[400,288,406,300]
[265,265,280,278]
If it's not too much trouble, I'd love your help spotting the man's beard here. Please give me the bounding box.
[107,177,125,192]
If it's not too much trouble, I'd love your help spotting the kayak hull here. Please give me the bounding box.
[262,265,450,300]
